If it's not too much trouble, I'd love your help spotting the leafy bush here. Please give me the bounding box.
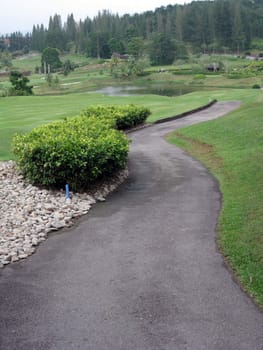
[227,61,263,80]
[81,104,151,130]
[227,70,255,79]
[193,74,206,80]
[9,70,33,96]
[245,61,263,73]
[252,84,261,89]
[12,115,129,191]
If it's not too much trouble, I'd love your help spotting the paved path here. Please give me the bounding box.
[0,102,262,350]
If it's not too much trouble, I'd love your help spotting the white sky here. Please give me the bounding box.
[0,0,192,34]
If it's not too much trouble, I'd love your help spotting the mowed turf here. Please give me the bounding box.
[167,94,263,307]
[1,84,262,308]
[0,92,212,160]
[2,88,261,160]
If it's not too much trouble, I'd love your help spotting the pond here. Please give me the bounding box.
[93,84,201,97]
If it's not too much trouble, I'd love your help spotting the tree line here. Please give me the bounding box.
[1,0,263,62]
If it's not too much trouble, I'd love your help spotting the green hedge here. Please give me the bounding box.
[81,104,151,130]
[12,115,129,191]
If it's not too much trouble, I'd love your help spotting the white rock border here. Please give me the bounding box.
[0,161,128,268]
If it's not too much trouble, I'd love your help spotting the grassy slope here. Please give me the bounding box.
[10,52,90,71]
[0,92,213,160]
[1,88,262,160]
[3,87,260,160]
[1,55,262,306]
[167,94,263,307]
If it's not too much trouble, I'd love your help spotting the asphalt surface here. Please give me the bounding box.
[0,101,262,350]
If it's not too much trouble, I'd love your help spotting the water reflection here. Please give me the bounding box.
[94,86,143,96]
[93,85,197,97]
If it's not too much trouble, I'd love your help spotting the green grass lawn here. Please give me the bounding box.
[0,92,213,160]
[10,52,91,71]
[1,88,262,160]
[167,93,263,307]
[11,52,41,71]
[0,56,262,308]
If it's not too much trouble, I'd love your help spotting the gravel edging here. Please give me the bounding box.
[0,161,128,268]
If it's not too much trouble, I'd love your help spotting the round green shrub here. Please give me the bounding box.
[13,115,129,191]
[193,74,206,80]
[81,104,151,130]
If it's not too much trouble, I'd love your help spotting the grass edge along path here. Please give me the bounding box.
[166,101,263,308]
[1,89,262,160]
[0,92,212,160]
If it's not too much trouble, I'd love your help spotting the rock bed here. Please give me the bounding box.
[0,161,128,268]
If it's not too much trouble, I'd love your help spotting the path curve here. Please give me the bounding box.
[0,101,262,350]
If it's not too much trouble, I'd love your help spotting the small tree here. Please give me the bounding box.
[41,47,62,73]
[127,37,144,58]
[149,33,176,66]
[110,55,150,79]
[108,37,125,56]
[62,59,75,76]
[9,71,33,96]
[46,74,59,87]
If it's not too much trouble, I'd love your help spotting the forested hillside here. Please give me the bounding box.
[1,0,263,59]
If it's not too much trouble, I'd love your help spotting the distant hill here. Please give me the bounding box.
[1,0,263,59]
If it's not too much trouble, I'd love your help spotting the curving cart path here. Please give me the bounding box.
[0,102,262,350]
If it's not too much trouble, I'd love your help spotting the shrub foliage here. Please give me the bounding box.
[9,71,33,96]
[12,110,136,191]
[81,104,151,130]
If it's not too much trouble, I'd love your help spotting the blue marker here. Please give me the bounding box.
[65,183,70,201]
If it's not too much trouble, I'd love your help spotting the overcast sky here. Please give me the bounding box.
[0,0,192,34]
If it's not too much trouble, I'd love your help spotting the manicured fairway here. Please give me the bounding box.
[2,88,262,160]
[0,92,212,160]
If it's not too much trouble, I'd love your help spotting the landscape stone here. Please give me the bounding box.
[0,160,128,267]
